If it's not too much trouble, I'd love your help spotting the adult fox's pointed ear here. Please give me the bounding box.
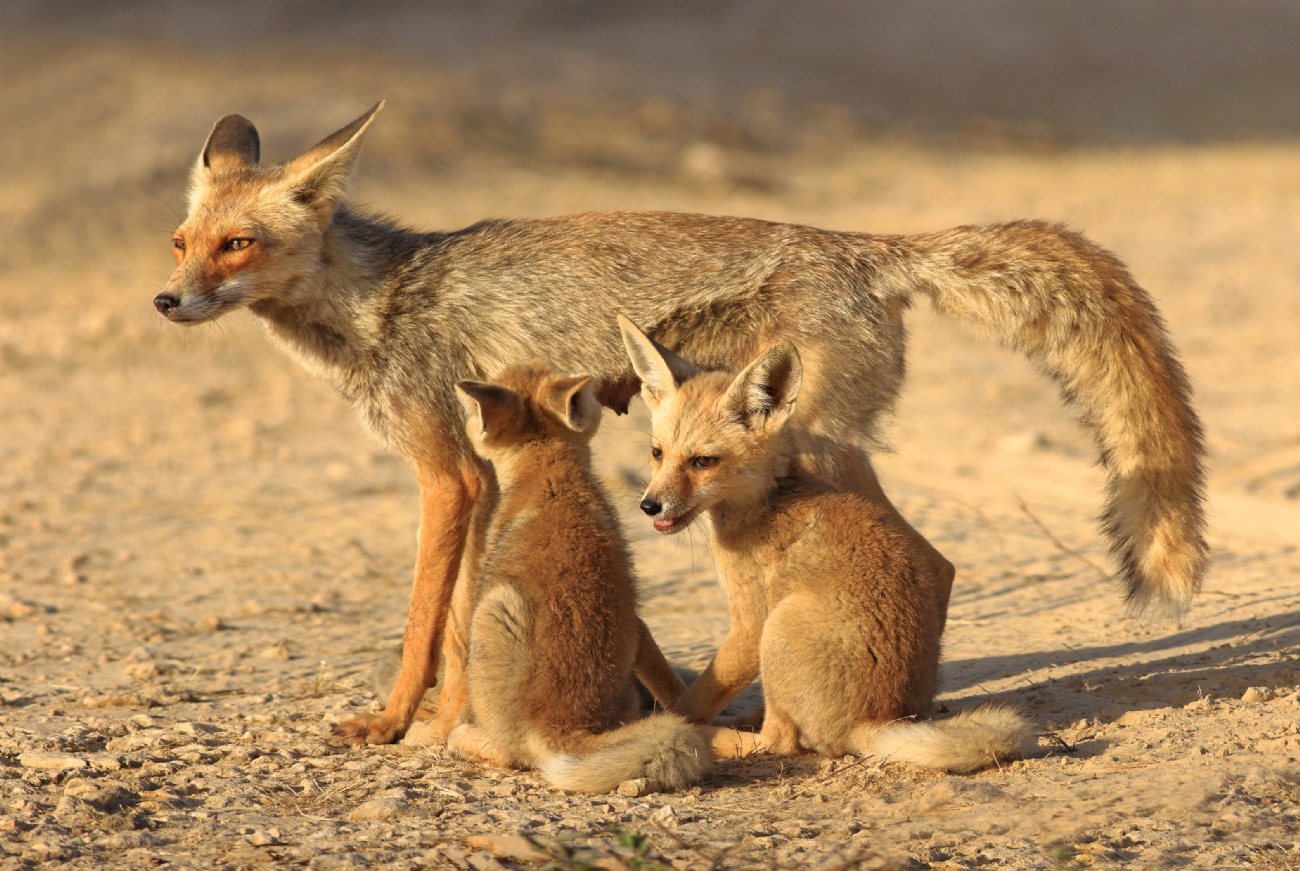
[617,315,699,411]
[456,380,519,440]
[200,114,261,171]
[281,101,384,223]
[544,375,600,433]
[189,114,260,205]
[721,342,803,431]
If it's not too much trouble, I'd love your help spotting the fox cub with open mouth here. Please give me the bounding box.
[620,316,1033,773]
[446,361,708,792]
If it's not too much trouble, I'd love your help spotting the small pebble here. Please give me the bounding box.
[648,804,679,828]
[18,752,87,771]
[196,613,226,632]
[260,641,291,660]
[617,777,653,797]
[346,796,407,821]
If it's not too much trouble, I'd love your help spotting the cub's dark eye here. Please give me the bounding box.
[172,238,185,251]
[224,238,254,252]
[691,456,718,470]
[650,446,663,461]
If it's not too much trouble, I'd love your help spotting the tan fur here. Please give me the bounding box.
[445,363,707,793]
[159,104,1206,744]
[622,320,1033,771]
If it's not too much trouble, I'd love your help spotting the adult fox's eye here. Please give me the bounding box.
[691,456,718,470]
[224,238,254,252]
[650,446,663,461]
[172,238,185,250]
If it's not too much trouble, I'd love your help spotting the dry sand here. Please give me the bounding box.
[3,15,1300,871]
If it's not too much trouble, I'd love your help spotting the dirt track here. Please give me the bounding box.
[4,10,1300,871]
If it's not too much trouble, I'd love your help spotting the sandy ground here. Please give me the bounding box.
[5,22,1300,871]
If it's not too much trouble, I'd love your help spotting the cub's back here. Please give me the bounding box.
[480,458,642,734]
[770,480,945,636]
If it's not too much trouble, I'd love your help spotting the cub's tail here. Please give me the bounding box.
[539,713,711,794]
[853,707,1036,774]
[898,221,1207,617]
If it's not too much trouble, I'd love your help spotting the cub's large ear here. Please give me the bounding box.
[720,343,803,431]
[280,101,384,223]
[189,114,260,205]
[617,315,699,411]
[456,380,519,440]
[543,375,601,433]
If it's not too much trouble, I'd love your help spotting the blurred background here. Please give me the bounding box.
[8,0,1300,240]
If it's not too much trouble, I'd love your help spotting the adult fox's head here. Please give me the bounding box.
[618,315,803,534]
[155,102,383,325]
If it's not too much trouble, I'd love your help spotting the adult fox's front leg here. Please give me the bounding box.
[334,463,478,745]
[422,455,496,742]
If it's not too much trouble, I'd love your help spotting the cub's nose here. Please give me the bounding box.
[639,497,662,516]
[154,293,180,315]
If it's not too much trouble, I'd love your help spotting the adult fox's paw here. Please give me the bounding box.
[332,712,404,746]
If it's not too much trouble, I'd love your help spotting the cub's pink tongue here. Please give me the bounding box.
[653,517,677,532]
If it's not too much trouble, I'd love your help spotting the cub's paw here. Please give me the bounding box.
[407,706,463,746]
[444,723,477,759]
[401,714,455,748]
[446,723,512,767]
[332,712,404,746]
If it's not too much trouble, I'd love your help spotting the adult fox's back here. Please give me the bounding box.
[408,213,1206,615]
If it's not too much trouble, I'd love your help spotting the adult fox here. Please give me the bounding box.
[156,102,1206,746]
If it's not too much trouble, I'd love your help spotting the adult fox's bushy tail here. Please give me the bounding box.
[539,715,710,794]
[855,707,1036,774]
[895,220,1207,617]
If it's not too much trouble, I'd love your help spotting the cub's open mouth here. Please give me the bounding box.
[653,515,689,534]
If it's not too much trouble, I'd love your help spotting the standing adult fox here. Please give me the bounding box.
[156,102,1206,746]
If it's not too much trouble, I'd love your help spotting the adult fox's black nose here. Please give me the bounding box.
[639,497,662,516]
[154,293,180,315]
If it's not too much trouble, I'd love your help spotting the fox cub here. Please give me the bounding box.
[446,362,708,792]
[620,317,1034,773]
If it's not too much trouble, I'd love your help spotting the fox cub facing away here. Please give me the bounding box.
[446,362,709,792]
[620,317,1034,773]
